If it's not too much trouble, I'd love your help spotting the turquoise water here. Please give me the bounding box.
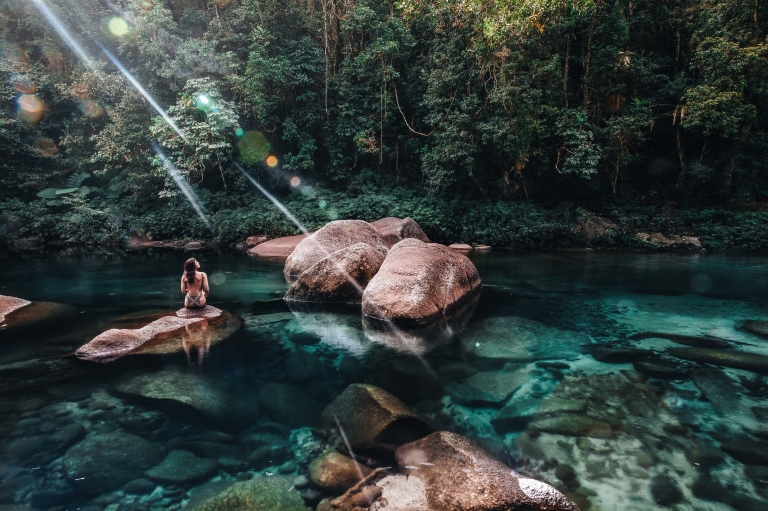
[2,248,768,510]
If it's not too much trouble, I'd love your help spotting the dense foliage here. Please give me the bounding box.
[1,0,767,248]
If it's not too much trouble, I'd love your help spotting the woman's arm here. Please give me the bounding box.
[181,275,187,294]
[202,273,210,296]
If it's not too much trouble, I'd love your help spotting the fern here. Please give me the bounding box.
[36,188,58,199]
[55,188,79,195]
[65,172,90,189]
[78,186,93,196]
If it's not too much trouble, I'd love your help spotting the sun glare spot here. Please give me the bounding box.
[318,200,327,209]
[266,155,278,167]
[290,176,301,187]
[108,17,129,37]
[10,74,35,94]
[198,94,210,105]
[238,131,270,163]
[235,127,244,137]
[2,43,27,69]
[17,94,44,123]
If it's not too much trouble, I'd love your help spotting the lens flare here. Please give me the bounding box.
[266,155,278,167]
[197,94,210,105]
[318,200,327,209]
[80,100,103,118]
[152,143,213,232]
[34,138,58,156]
[2,43,27,69]
[108,17,129,36]
[290,176,301,187]
[30,0,95,69]
[17,95,45,123]
[9,74,35,93]
[238,131,270,163]
[234,127,244,137]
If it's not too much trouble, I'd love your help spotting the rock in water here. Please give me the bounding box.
[0,295,30,324]
[62,430,161,494]
[362,238,481,325]
[248,234,309,259]
[370,217,430,248]
[744,321,768,338]
[145,450,217,484]
[285,243,385,304]
[395,431,578,511]
[322,384,432,451]
[257,382,322,428]
[527,415,615,438]
[448,370,528,406]
[284,221,389,280]
[189,475,309,511]
[669,347,768,373]
[308,450,371,494]
[0,295,75,333]
[176,305,223,318]
[491,398,543,433]
[460,316,588,363]
[691,368,741,414]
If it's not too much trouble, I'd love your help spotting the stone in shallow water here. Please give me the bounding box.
[720,439,768,466]
[123,477,156,494]
[283,348,327,384]
[744,321,768,338]
[0,295,30,324]
[395,431,578,511]
[370,216,430,248]
[321,384,432,452]
[651,475,683,506]
[668,347,768,373]
[308,450,371,494]
[588,345,654,363]
[691,368,741,413]
[0,296,75,333]
[460,316,588,363]
[447,370,528,406]
[491,398,543,433]
[176,305,223,318]
[188,475,309,511]
[61,430,161,494]
[257,382,322,428]
[145,450,217,484]
[632,361,688,379]
[528,415,615,438]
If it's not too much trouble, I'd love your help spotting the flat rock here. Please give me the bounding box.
[362,238,481,325]
[491,398,543,433]
[188,475,309,511]
[0,295,30,324]
[257,382,322,428]
[285,220,389,279]
[691,368,741,413]
[176,305,223,318]
[589,345,654,363]
[744,321,768,338]
[395,431,578,511]
[370,217,430,248]
[668,347,768,373]
[285,243,385,304]
[460,316,588,363]
[321,384,432,452]
[448,243,473,251]
[448,370,528,406]
[145,450,217,484]
[633,361,688,379]
[720,440,768,466]
[527,415,615,438]
[309,450,371,494]
[0,298,75,332]
[62,430,161,494]
[248,234,309,259]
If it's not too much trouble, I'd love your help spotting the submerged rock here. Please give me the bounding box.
[76,308,241,361]
[0,295,30,324]
[527,415,615,438]
[284,243,385,304]
[395,431,578,511]
[629,331,733,349]
[461,316,588,363]
[668,347,768,373]
[691,368,741,413]
[189,475,309,511]
[62,430,161,494]
[588,345,654,363]
[322,384,432,451]
[362,238,481,325]
[491,398,543,433]
[370,217,430,248]
[744,321,768,338]
[308,450,371,494]
[632,361,688,379]
[257,382,322,428]
[285,220,389,280]
[248,234,309,259]
[145,450,217,484]
[0,295,75,332]
[447,370,528,406]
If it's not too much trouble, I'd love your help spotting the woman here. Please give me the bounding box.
[181,258,210,309]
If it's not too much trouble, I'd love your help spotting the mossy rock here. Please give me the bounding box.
[190,476,309,511]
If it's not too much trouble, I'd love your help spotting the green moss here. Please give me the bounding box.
[191,477,309,511]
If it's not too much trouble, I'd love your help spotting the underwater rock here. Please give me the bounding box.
[62,430,161,494]
[248,234,309,259]
[744,321,768,338]
[527,415,615,438]
[629,332,733,349]
[0,295,30,324]
[123,477,156,494]
[76,309,241,361]
[632,361,688,379]
[145,450,217,484]
[257,382,322,428]
[0,295,75,332]
[316,468,390,511]
[460,316,588,363]
[322,384,432,451]
[362,238,481,325]
[189,475,309,511]
[283,308,371,356]
[370,217,430,248]
[372,356,445,403]
[588,345,654,363]
[308,450,371,494]
[491,398,543,433]
[28,488,76,509]
[720,439,768,466]
[668,347,768,373]
[284,243,385,304]
[111,366,232,422]
[691,368,741,413]
[447,370,528,406]
[395,431,578,511]
[283,348,327,383]
[285,220,389,280]
[650,475,683,506]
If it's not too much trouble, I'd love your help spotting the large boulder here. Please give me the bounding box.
[370,217,430,248]
[285,243,385,304]
[395,431,579,511]
[309,450,371,494]
[62,430,161,494]
[145,450,217,484]
[361,239,481,325]
[321,384,432,452]
[248,234,309,258]
[76,307,241,362]
[284,221,389,280]
[189,475,309,511]
[447,370,529,406]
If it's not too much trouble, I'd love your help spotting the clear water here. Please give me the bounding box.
[2,248,768,511]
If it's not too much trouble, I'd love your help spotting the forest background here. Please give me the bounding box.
[1,0,767,250]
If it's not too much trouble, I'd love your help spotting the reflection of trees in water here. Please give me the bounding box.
[183,319,211,366]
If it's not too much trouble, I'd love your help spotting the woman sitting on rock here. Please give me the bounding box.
[181,258,209,309]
